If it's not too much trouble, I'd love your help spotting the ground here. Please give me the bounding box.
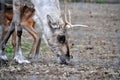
[0,2,120,80]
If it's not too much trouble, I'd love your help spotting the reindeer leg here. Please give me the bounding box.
[0,22,15,62]
[34,34,41,61]
[13,24,30,64]
[0,28,8,63]
[32,37,41,61]
[0,26,8,43]
[23,26,41,60]
[12,32,16,58]
[0,26,8,63]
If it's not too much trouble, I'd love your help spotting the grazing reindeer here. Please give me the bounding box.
[0,0,41,63]
[31,0,88,64]
[31,0,72,64]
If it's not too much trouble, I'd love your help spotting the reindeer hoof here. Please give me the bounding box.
[0,55,8,60]
[13,57,30,64]
[0,55,8,65]
[14,58,30,64]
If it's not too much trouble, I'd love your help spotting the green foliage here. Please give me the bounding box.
[97,0,105,4]
[21,42,32,56]
[5,44,14,57]
[22,42,32,51]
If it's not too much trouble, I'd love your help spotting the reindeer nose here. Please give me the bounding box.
[57,35,66,44]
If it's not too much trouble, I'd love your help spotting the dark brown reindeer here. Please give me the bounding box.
[0,0,40,63]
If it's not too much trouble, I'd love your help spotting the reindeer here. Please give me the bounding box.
[30,0,72,64]
[0,0,41,63]
[31,0,89,64]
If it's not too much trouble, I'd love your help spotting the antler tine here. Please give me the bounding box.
[64,3,68,24]
[63,0,88,28]
[68,10,71,24]
[64,0,70,25]
[71,24,88,28]
[66,18,88,28]
[67,9,88,28]
[64,1,73,29]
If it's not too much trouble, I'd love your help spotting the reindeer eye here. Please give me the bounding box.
[57,35,66,44]
[51,23,60,29]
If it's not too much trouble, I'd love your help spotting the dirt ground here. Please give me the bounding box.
[0,2,120,80]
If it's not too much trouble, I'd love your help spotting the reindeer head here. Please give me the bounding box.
[46,15,71,64]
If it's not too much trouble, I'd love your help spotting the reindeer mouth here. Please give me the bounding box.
[56,54,71,64]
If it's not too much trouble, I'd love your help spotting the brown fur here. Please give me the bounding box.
[2,4,39,59]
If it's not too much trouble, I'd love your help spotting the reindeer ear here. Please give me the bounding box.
[47,15,53,24]
[47,15,55,32]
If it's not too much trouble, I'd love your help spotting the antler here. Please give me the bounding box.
[68,10,71,24]
[64,2,88,28]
